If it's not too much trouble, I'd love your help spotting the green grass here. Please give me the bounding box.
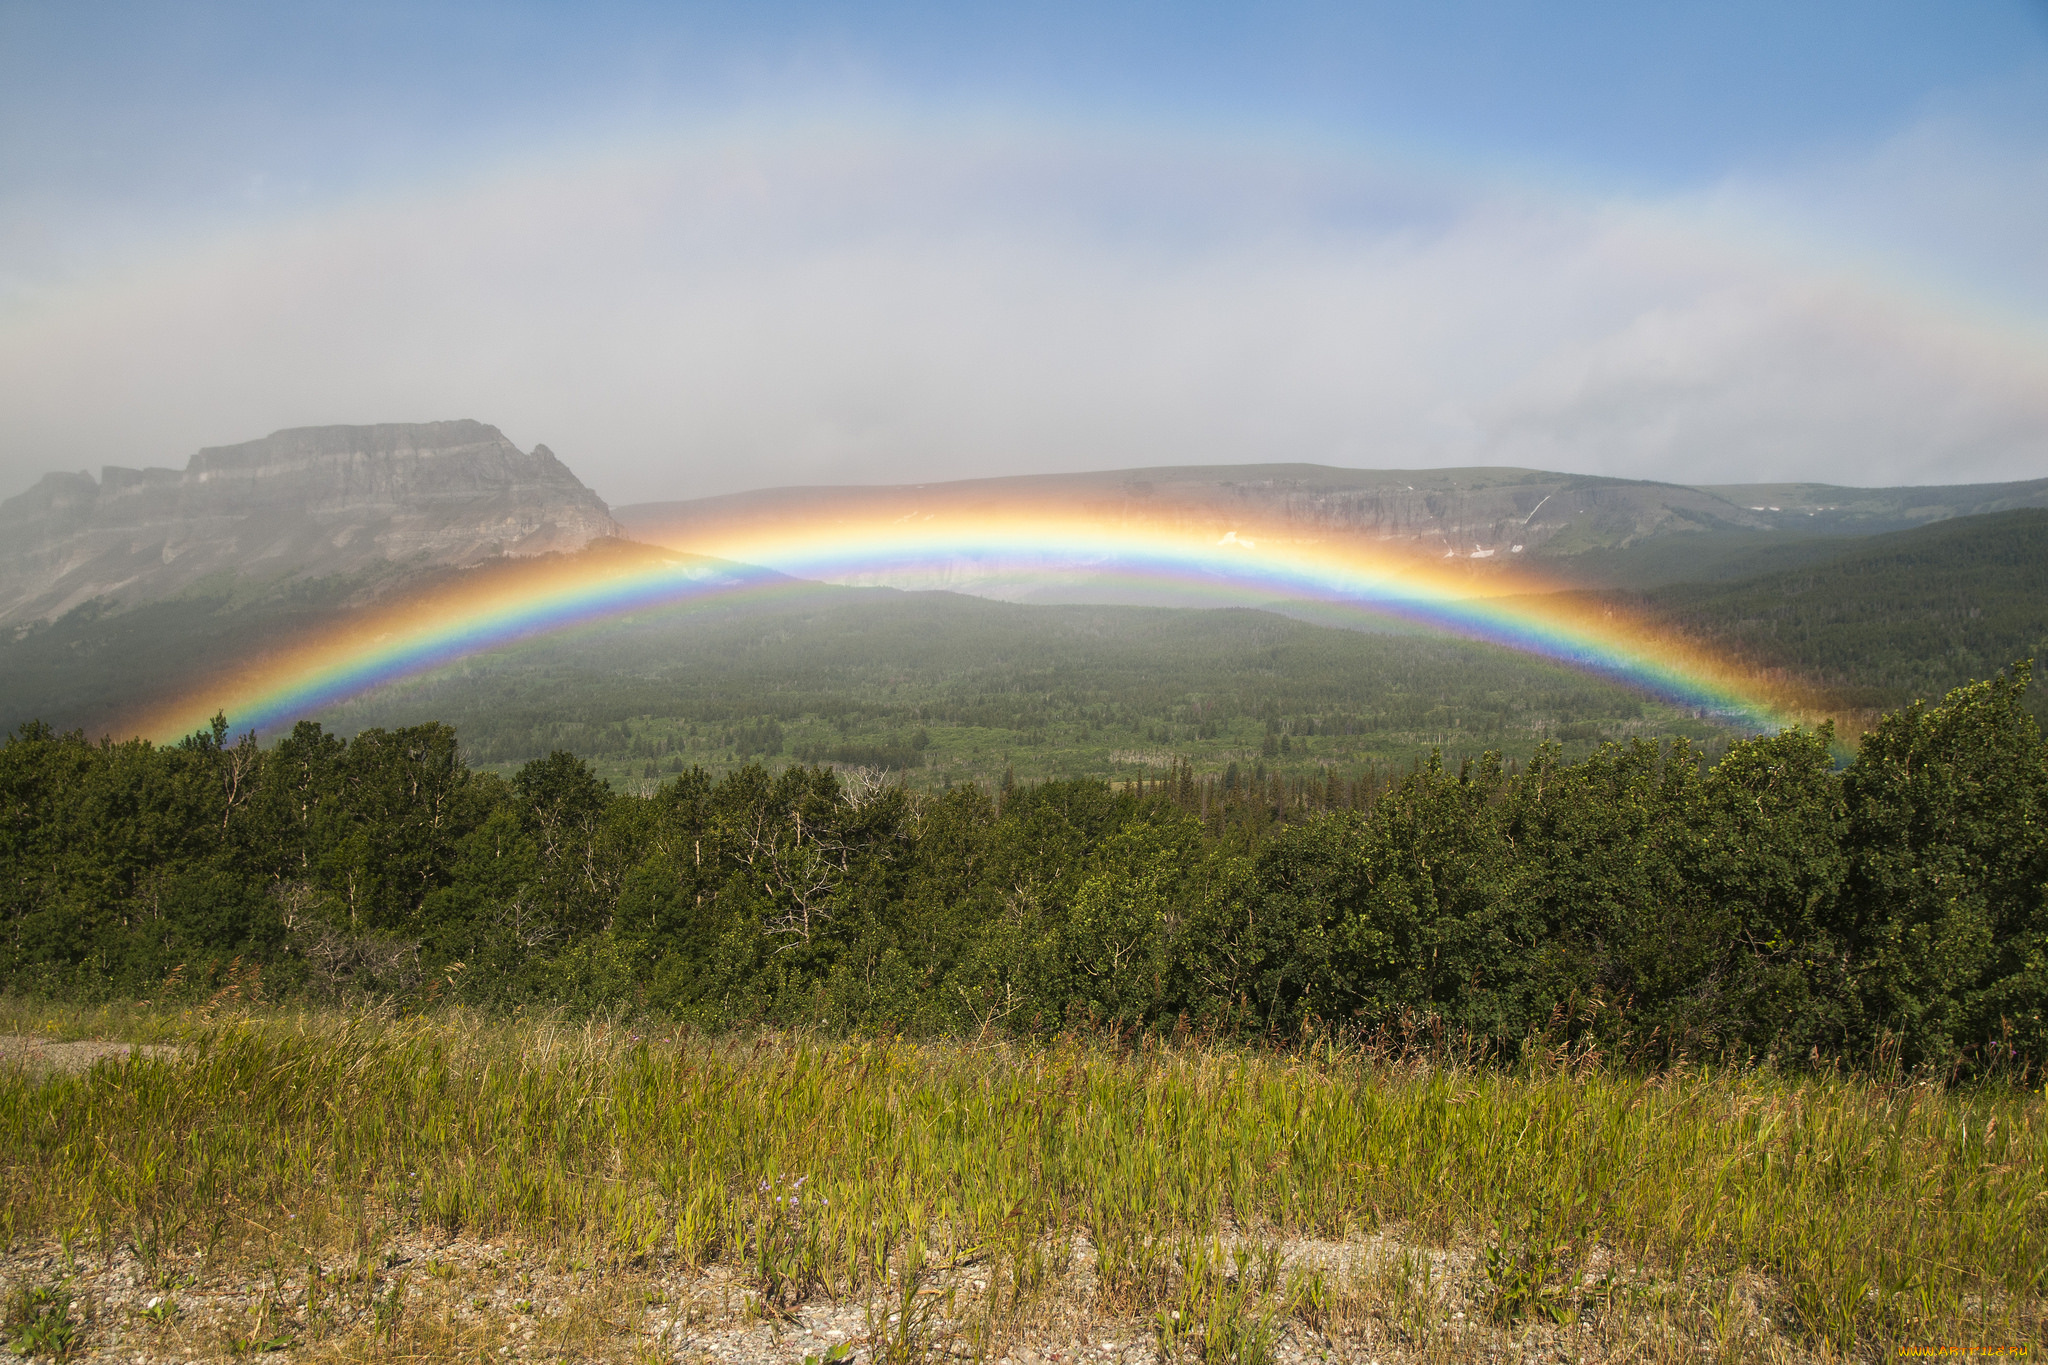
[0,1001,2040,1361]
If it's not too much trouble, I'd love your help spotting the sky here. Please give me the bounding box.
[2,1,2046,505]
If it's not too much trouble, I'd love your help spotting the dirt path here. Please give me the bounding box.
[0,1034,177,1073]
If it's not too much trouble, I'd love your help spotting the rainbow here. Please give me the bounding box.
[129,508,1809,744]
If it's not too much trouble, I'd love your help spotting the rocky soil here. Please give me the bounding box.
[0,1224,1805,1364]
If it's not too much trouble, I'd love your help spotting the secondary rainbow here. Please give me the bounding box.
[131,511,1805,744]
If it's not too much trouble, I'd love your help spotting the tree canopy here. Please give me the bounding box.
[4,665,2043,1076]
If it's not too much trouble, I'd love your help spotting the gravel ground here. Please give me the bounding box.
[0,1225,1804,1365]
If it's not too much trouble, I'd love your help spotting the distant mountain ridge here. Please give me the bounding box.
[618,464,1779,569]
[1695,478,2048,534]
[9,425,2043,626]
[0,421,619,623]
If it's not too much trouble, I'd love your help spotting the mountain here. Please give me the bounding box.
[6,422,2046,747]
[617,465,2048,595]
[1694,477,2048,534]
[616,465,1783,595]
[1516,474,2048,590]
[0,421,619,624]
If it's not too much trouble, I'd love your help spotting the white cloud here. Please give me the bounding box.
[1,117,2044,505]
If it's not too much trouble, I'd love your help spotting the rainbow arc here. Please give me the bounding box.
[130,510,1806,744]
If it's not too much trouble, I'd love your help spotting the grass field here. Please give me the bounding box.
[0,1001,2040,1363]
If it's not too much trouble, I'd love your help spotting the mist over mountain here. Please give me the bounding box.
[0,421,619,624]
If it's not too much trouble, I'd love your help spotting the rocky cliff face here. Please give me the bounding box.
[0,421,621,623]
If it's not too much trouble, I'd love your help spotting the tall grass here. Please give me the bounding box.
[0,1002,2040,1358]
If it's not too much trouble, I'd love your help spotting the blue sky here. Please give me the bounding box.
[3,1,2046,500]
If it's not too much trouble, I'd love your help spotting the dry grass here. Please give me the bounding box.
[0,999,2039,1363]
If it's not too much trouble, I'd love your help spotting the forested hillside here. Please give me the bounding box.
[1631,509,2048,718]
[5,665,2042,1075]
[0,561,430,735]
[321,591,1712,790]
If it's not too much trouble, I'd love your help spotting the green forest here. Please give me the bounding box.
[320,592,1722,791]
[5,662,2043,1077]
[1626,508,2048,717]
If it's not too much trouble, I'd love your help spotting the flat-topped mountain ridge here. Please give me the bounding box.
[1697,477,2048,532]
[0,421,619,623]
[620,464,1774,562]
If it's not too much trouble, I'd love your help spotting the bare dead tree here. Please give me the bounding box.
[300,927,422,995]
[496,888,562,950]
[837,766,892,810]
[271,878,325,935]
[740,804,860,948]
[218,731,263,828]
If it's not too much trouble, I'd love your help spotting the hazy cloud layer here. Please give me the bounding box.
[2,116,2045,505]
